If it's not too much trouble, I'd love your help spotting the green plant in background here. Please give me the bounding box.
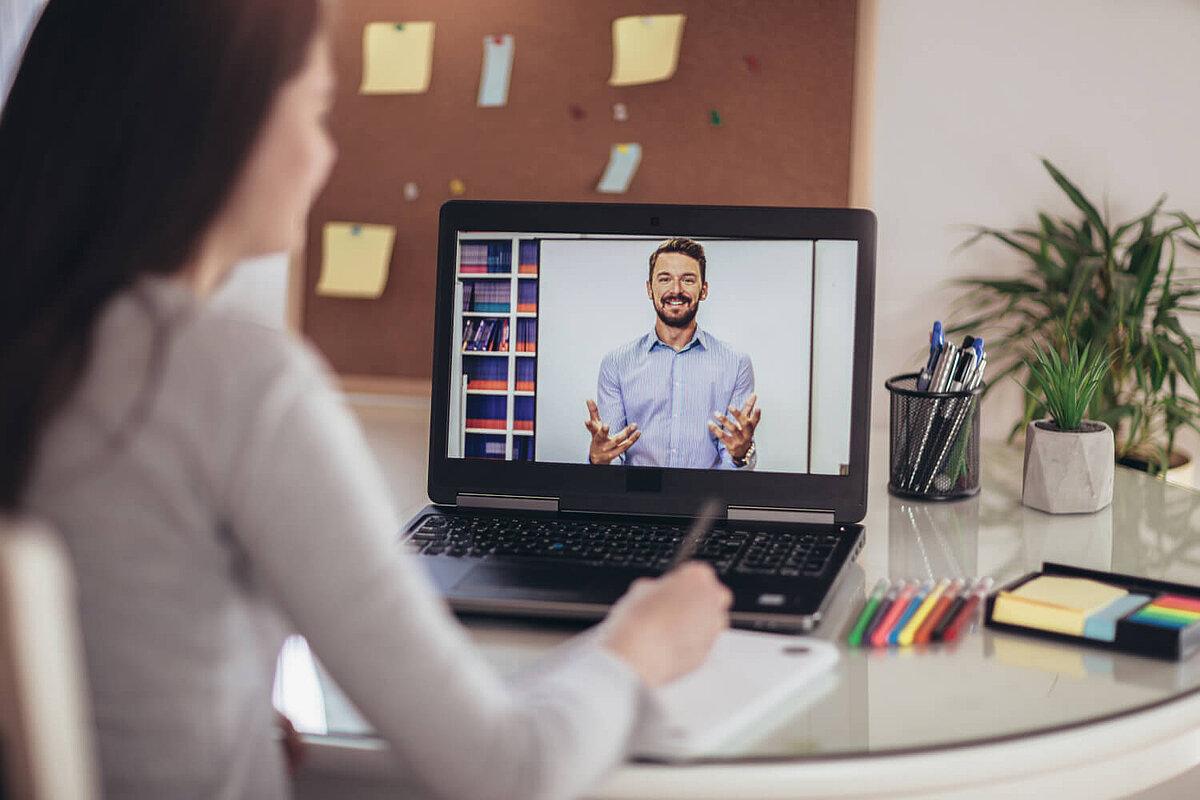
[949,158,1200,475]
[1021,338,1111,431]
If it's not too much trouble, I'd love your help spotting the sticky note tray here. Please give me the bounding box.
[984,562,1200,661]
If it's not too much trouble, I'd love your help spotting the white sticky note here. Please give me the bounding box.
[597,143,642,194]
[317,223,395,298]
[613,102,628,121]
[360,22,435,94]
[609,14,686,86]
[477,35,514,107]
[403,182,419,201]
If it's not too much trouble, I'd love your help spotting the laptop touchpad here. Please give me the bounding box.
[452,563,599,601]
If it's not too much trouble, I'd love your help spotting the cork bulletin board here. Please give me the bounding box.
[294,0,877,393]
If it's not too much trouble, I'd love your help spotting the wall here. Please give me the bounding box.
[869,0,1200,454]
[12,0,1198,448]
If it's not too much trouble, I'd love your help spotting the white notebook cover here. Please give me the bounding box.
[631,629,839,760]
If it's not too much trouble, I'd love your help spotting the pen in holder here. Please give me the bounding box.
[886,373,983,501]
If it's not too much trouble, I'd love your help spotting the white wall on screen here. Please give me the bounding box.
[535,238,813,473]
[810,240,858,475]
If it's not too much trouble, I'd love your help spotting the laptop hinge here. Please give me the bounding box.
[727,506,836,525]
[456,493,560,512]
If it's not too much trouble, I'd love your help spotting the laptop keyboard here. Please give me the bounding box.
[403,515,840,577]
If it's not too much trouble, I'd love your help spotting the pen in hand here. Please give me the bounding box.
[670,498,722,569]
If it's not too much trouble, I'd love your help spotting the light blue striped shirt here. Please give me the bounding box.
[596,328,755,469]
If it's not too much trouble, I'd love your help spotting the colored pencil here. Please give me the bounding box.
[863,581,903,645]
[870,581,917,647]
[899,578,951,646]
[889,580,934,646]
[915,578,966,645]
[848,579,890,647]
[942,577,994,642]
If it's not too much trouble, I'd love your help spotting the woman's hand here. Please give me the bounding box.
[599,561,733,688]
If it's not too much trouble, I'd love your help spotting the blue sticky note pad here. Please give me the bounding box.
[477,35,514,107]
[597,143,642,193]
[1082,594,1150,642]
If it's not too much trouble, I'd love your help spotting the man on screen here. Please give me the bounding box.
[585,238,761,469]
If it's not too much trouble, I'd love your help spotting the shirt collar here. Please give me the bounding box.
[645,326,708,353]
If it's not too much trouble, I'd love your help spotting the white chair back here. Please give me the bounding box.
[0,515,99,799]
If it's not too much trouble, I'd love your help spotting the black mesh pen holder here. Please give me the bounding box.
[886,373,983,501]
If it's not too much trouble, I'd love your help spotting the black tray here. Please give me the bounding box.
[984,562,1200,661]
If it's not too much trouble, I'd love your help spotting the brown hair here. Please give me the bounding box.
[0,0,323,508]
[648,238,707,282]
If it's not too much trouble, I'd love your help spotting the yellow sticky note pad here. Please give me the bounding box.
[317,223,395,299]
[1011,576,1128,610]
[361,22,435,94]
[609,14,686,86]
[992,576,1128,636]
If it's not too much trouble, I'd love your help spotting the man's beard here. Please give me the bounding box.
[655,295,699,328]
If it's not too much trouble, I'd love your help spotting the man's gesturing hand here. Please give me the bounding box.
[585,399,641,465]
[708,393,761,461]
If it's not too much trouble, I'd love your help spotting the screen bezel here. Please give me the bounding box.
[428,201,876,523]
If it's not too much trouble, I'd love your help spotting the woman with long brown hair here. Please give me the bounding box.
[0,2,731,798]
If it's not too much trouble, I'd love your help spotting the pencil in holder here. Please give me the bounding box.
[886,373,983,501]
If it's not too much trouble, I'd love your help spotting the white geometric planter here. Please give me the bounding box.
[1022,419,1114,514]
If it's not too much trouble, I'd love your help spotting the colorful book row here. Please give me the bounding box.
[516,358,535,392]
[465,395,507,430]
[462,433,536,461]
[462,357,535,392]
[464,433,507,459]
[516,318,537,352]
[518,240,539,275]
[464,357,508,390]
[465,395,534,430]
[462,280,511,313]
[460,241,513,274]
[517,280,537,313]
[463,318,509,352]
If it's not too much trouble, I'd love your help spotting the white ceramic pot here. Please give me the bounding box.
[1022,419,1114,514]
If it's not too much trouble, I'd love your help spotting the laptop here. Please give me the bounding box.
[400,201,876,632]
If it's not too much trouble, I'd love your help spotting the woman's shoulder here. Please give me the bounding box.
[121,274,334,401]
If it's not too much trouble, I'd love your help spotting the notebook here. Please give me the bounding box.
[515,625,840,760]
[400,201,877,632]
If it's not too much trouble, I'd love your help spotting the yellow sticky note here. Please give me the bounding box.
[361,22,435,94]
[317,223,395,299]
[992,576,1128,636]
[1011,576,1128,610]
[609,14,686,87]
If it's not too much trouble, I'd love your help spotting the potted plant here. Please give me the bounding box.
[950,159,1200,480]
[1021,337,1113,514]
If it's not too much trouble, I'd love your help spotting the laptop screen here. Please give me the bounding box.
[446,232,858,476]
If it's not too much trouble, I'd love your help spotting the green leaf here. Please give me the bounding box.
[1170,211,1200,240]
[1043,159,1109,250]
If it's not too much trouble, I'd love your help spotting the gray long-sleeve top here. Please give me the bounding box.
[23,274,645,799]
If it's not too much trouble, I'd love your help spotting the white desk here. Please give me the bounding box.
[283,399,1200,799]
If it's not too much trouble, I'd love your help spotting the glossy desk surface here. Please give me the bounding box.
[282,402,1200,797]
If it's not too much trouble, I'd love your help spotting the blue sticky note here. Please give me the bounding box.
[1082,594,1150,642]
[596,143,642,194]
[477,35,514,107]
